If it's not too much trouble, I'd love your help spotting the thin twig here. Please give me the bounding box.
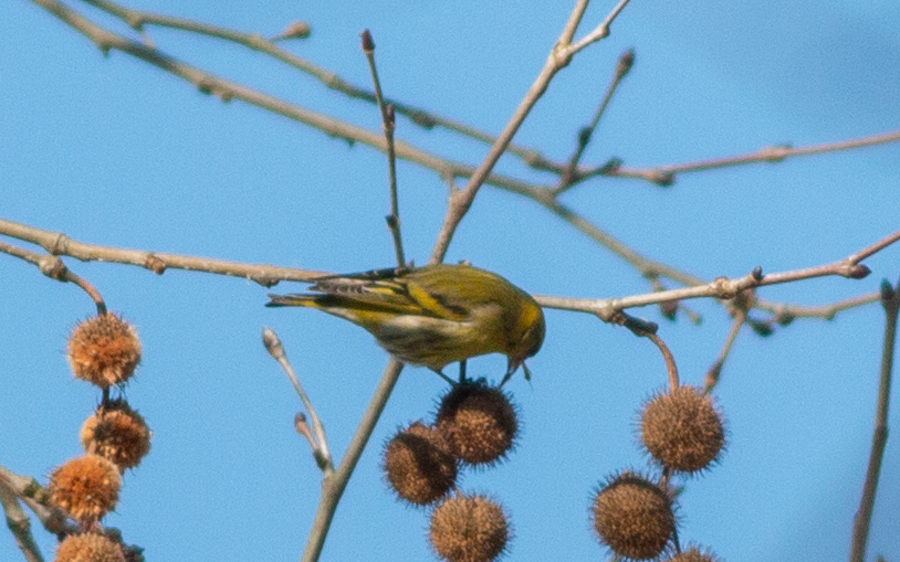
[0,217,327,286]
[361,30,404,268]
[584,128,900,186]
[301,359,403,562]
[3,218,892,323]
[555,48,634,194]
[564,0,634,56]
[536,228,899,319]
[76,0,555,167]
[644,333,679,390]
[30,0,542,200]
[0,239,107,313]
[262,328,333,474]
[428,0,633,264]
[704,310,745,393]
[755,292,880,321]
[849,277,899,562]
[27,0,900,299]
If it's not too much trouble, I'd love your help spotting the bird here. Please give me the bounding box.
[266,263,545,385]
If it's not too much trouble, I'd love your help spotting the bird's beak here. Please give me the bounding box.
[501,357,529,387]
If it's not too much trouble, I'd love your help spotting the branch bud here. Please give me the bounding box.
[360,29,375,53]
[616,48,635,78]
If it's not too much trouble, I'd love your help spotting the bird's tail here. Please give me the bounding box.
[266,294,320,308]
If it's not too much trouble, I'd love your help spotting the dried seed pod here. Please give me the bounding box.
[429,493,510,562]
[55,533,125,562]
[436,382,518,467]
[68,314,141,388]
[382,421,457,506]
[49,455,121,524]
[640,386,725,474]
[80,398,152,470]
[592,472,675,560]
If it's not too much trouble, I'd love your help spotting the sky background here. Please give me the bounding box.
[2,1,900,561]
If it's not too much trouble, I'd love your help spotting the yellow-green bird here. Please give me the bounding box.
[266,263,545,384]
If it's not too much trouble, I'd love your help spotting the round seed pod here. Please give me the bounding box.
[435,382,518,467]
[80,398,152,470]
[55,533,125,562]
[640,386,725,474]
[49,455,121,524]
[592,472,675,561]
[68,314,141,388]
[382,421,457,506]
[429,493,510,562]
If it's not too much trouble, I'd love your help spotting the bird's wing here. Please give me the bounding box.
[307,271,427,316]
[311,267,468,321]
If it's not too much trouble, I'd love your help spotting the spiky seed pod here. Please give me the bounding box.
[55,533,126,562]
[435,382,518,467]
[640,386,725,474]
[592,472,675,561]
[382,421,457,506]
[49,455,121,524]
[429,493,510,562]
[68,314,141,388]
[80,399,152,470]
[665,545,721,562]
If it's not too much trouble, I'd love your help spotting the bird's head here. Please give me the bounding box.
[504,299,545,382]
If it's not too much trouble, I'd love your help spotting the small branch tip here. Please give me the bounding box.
[850,264,872,279]
[360,29,375,52]
[616,49,635,77]
[262,327,284,359]
[879,279,895,303]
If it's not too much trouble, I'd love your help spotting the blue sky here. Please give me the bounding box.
[2,1,899,561]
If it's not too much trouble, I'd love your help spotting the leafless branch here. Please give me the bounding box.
[583,128,900,187]
[849,277,899,562]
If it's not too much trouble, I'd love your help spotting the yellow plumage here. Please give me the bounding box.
[267,264,545,383]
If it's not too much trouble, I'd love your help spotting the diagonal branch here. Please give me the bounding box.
[428,0,633,263]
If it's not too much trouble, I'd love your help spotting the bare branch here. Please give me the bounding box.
[535,228,899,318]
[0,217,327,286]
[78,0,555,167]
[427,0,633,264]
[704,310,745,393]
[263,328,333,475]
[301,359,403,562]
[645,332,680,390]
[583,128,900,186]
[361,30,405,268]
[850,278,899,562]
[555,48,635,194]
[0,481,44,562]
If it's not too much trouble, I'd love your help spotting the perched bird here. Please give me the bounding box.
[266,263,545,384]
